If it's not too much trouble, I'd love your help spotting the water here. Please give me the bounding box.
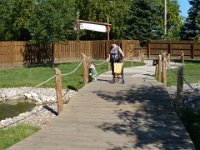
[0,101,35,121]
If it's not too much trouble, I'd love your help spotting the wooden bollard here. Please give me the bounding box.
[155,64,159,79]
[82,54,88,85]
[55,68,63,113]
[181,51,184,65]
[140,52,144,63]
[162,57,167,87]
[158,54,162,82]
[167,54,170,64]
[176,66,183,116]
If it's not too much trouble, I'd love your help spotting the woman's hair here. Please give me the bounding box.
[111,39,117,44]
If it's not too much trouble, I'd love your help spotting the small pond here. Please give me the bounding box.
[0,100,35,121]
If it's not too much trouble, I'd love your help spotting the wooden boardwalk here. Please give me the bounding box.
[8,67,195,150]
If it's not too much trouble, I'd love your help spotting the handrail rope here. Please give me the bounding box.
[61,59,83,76]
[5,75,56,100]
[0,60,86,129]
[166,59,199,94]
[94,60,107,66]
[183,77,199,92]
[165,61,178,75]
[4,59,84,100]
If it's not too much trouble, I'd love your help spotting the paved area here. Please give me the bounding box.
[7,60,195,150]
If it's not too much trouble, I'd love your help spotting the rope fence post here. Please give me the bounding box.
[167,53,170,64]
[181,51,184,65]
[158,54,162,82]
[55,68,63,113]
[129,49,133,66]
[176,66,183,116]
[155,63,159,79]
[162,57,167,87]
[155,55,159,79]
[82,53,88,85]
[140,51,144,63]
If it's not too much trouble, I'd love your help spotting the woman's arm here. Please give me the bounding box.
[106,54,110,62]
[119,48,124,57]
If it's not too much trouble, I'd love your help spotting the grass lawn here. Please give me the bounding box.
[0,60,144,149]
[0,60,144,89]
[167,60,200,150]
[167,61,200,87]
[0,124,40,150]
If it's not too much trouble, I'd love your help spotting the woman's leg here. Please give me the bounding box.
[111,62,115,83]
[121,66,125,84]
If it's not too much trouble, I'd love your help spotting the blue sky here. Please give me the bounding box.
[178,0,191,17]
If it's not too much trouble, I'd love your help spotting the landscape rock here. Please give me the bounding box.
[0,87,77,129]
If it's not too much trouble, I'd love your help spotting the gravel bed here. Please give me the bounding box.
[0,87,77,129]
[167,83,200,111]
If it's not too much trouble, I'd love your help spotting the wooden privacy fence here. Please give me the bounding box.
[142,40,200,59]
[0,40,140,68]
[1,40,200,68]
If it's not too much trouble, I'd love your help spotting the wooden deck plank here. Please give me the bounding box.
[7,70,196,150]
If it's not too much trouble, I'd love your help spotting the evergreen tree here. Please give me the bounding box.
[180,0,200,40]
[124,0,162,42]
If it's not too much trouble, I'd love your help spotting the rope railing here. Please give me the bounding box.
[0,59,87,129]
[3,59,84,100]
[61,59,84,76]
[94,60,107,66]
[156,52,200,115]
[166,59,199,93]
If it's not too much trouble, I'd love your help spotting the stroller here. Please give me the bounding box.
[113,62,125,84]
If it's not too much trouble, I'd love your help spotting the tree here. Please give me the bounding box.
[10,0,35,40]
[0,0,35,41]
[180,0,200,40]
[0,0,15,40]
[75,0,131,40]
[29,0,76,44]
[166,0,182,40]
[124,0,162,42]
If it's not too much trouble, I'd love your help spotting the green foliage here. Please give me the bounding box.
[180,0,200,40]
[181,110,200,150]
[0,60,144,89]
[0,0,183,41]
[75,0,131,40]
[167,0,182,40]
[0,0,15,40]
[0,124,40,150]
[0,0,35,41]
[124,0,163,42]
[29,0,76,44]
[167,60,200,86]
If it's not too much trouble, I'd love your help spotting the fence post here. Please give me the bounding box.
[55,68,63,113]
[158,54,162,82]
[147,42,150,58]
[167,53,170,64]
[176,66,183,116]
[155,64,158,79]
[140,51,144,63]
[129,49,133,66]
[82,53,88,85]
[181,51,184,64]
[162,57,167,87]
[191,43,194,59]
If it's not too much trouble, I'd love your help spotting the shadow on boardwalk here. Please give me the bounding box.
[7,64,195,150]
[94,79,195,150]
